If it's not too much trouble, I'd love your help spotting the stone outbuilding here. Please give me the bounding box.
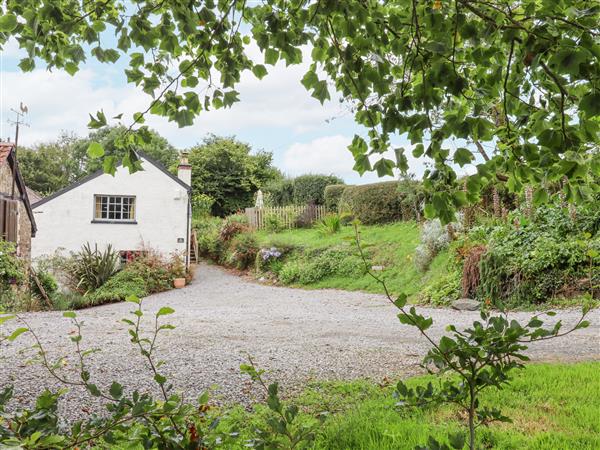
[0,142,37,263]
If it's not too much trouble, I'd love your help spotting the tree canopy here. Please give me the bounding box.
[2,0,599,221]
[72,125,179,174]
[18,126,178,194]
[188,135,282,216]
[18,133,85,195]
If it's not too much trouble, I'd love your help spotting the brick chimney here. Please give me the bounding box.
[177,151,191,186]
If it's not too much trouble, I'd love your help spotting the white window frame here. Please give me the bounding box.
[93,195,137,223]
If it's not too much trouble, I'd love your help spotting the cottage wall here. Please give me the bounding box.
[31,159,190,261]
[0,161,33,261]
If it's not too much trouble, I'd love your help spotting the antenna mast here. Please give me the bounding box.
[7,103,29,199]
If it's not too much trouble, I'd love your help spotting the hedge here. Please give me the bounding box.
[263,178,295,206]
[339,181,403,224]
[324,184,348,212]
[292,174,344,205]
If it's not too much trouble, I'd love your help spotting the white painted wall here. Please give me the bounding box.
[31,157,190,262]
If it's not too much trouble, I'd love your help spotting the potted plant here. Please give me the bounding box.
[171,254,186,288]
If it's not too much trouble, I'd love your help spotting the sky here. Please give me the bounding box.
[0,38,421,185]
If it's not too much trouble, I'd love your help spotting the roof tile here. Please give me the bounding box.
[0,142,13,163]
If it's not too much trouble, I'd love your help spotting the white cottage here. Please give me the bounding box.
[31,152,192,266]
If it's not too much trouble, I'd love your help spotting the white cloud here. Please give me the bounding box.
[282,134,411,184]
[0,44,346,148]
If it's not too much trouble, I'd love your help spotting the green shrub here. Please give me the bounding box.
[86,270,148,305]
[264,214,284,233]
[255,247,287,273]
[397,175,425,221]
[0,241,25,287]
[192,193,214,219]
[278,260,303,284]
[31,270,58,298]
[263,178,295,206]
[194,216,224,259]
[277,247,364,285]
[70,243,119,294]
[477,230,597,306]
[50,291,87,310]
[226,233,259,270]
[419,270,462,306]
[463,202,600,306]
[324,184,348,212]
[292,174,344,205]
[124,252,179,294]
[339,181,403,225]
[317,214,342,235]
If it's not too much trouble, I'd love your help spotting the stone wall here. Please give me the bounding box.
[0,160,33,263]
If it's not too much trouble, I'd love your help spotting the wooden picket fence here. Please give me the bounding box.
[245,205,327,230]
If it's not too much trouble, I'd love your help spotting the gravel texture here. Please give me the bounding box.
[1,262,599,420]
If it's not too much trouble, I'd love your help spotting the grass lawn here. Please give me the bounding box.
[221,362,600,449]
[255,221,449,298]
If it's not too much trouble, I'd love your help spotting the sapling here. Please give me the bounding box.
[352,222,592,450]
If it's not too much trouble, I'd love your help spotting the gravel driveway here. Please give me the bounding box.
[1,263,599,419]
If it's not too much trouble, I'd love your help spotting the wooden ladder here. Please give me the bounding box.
[189,229,199,264]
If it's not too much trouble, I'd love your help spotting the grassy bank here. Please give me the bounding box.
[255,221,449,298]
[221,362,600,449]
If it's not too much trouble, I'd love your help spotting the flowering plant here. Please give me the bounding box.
[260,247,282,262]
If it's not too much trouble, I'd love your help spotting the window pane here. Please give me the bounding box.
[94,195,135,221]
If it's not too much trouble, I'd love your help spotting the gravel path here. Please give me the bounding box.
[1,263,599,419]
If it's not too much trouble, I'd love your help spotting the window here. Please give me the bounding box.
[94,195,136,222]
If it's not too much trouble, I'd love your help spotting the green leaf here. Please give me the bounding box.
[424,202,436,219]
[252,64,268,79]
[109,382,123,399]
[126,295,141,304]
[63,311,76,319]
[265,48,279,65]
[576,320,590,329]
[394,148,408,172]
[103,156,118,176]
[533,188,548,206]
[454,148,474,167]
[88,110,107,129]
[373,158,395,177]
[0,14,18,32]
[311,80,330,104]
[580,91,600,118]
[18,57,34,72]
[64,62,79,76]
[223,90,239,108]
[87,142,105,159]
[0,314,16,326]
[154,374,167,385]
[301,70,318,90]
[8,327,28,341]
[86,384,101,397]
[394,293,407,309]
[157,306,175,317]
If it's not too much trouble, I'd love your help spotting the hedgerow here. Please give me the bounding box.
[338,181,404,225]
[324,184,348,212]
[292,174,344,205]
